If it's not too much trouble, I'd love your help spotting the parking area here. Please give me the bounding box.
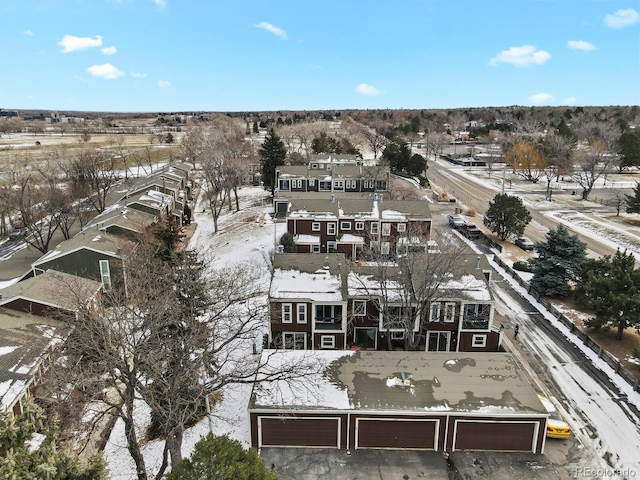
[259,448,564,480]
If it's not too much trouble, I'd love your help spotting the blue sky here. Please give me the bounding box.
[1,0,639,112]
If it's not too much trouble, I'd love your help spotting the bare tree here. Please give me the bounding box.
[570,121,619,200]
[504,141,547,183]
[51,238,319,480]
[62,145,121,214]
[180,123,206,169]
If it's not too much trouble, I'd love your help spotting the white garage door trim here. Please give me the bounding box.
[451,419,540,453]
[258,416,341,448]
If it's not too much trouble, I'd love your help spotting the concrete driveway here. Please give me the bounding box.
[259,448,562,480]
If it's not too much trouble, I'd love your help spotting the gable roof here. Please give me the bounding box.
[83,204,157,235]
[32,231,131,268]
[0,307,68,413]
[0,269,101,313]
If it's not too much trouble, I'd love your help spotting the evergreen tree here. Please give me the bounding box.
[252,121,259,134]
[626,182,640,214]
[530,225,587,298]
[618,130,640,171]
[259,128,287,195]
[166,435,277,480]
[279,232,298,253]
[483,193,532,241]
[576,249,640,340]
[0,400,108,480]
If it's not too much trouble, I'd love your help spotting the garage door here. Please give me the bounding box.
[356,418,437,450]
[453,421,536,452]
[259,417,340,448]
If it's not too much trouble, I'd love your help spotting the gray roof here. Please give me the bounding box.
[83,204,158,234]
[32,231,131,267]
[250,350,545,416]
[0,270,102,312]
[0,307,68,413]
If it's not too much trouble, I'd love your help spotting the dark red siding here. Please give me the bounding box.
[260,417,340,448]
[356,418,437,449]
[453,421,537,452]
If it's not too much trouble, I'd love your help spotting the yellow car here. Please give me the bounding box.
[539,395,571,439]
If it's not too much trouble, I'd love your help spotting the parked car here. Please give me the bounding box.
[459,221,483,240]
[9,227,26,240]
[515,236,535,251]
[448,213,465,228]
[539,395,571,439]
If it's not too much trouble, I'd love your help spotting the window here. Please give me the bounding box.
[99,260,111,291]
[319,181,331,191]
[340,221,351,230]
[462,304,490,330]
[381,223,391,236]
[282,303,292,323]
[321,336,335,349]
[283,332,306,350]
[381,242,390,254]
[327,223,336,235]
[429,303,440,322]
[333,180,344,190]
[309,179,316,186]
[327,241,337,252]
[472,334,487,348]
[363,180,372,189]
[295,179,303,189]
[370,222,379,234]
[383,305,417,331]
[427,331,450,352]
[391,331,405,340]
[355,221,364,230]
[444,303,456,323]
[375,180,387,191]
[312,222,321,231]
[397,223,406,232]
[311,244,320,253]
[354,328,377,350]
[346,180,357,189]
[315,304,342,323]
[353,300,366,316]
[297,304,307,323]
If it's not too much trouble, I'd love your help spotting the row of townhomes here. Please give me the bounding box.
[250,153,550,454]
[0,162,193,416]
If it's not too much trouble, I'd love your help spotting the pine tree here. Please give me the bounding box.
[483,193,532,241]
[0,400,107,479]
[530,225,587,298]
[626,181,640,214]
[166,434,277,480]
[576,249,640,340]
[259,128,287,195]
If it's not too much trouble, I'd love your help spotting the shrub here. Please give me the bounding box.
[513,260,534,273]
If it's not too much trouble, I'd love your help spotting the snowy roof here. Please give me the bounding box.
[270,268,344,302]
[293,234,320,244]
[83,205,157,234]
[286,198,431,221]
[0,307,68,413]
[32,231,132,266]
[347,270,405,301]
[249,350,546,415]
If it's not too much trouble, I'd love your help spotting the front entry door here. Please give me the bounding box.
[427,331,451,352]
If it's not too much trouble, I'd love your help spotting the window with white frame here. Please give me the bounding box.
[355,221,364,230]
[311,244,320,253]
[371,222,379,234]
[397,223,406,232]
[472,334,487,348]
[319,181,331,191]
[381,242,390,254]
[429,303,440,322]
[327,241,337,252]
[346,180,357,189]
[309,179,316,186]
[340,221,351,230]
[363,180,372,189]
[295,179,303,189]
[444,302,456,322]
[353,300,366,316]
[282,303,292,323]
[391,331,405,340]
[283,332,306,350]
[320,336,335,349]
[333,180,344,190]
[327,223,336,235]
[312,222,321,231]
[381,223,391,236]
[370,240,379,250]
[99,260,111,291]
[297,304,307,323]
[279,180,290,190]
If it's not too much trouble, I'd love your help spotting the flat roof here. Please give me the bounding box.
[250,350,545,416]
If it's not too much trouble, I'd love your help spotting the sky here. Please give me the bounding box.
[1,0,639,113]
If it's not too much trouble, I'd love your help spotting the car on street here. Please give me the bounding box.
[515,236,535,250]
[459,221,483,240]
[539,395,571,439]
[9,227,26,240]
[448,213,465,228]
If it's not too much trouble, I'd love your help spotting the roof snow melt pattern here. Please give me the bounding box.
[270,268,343,302]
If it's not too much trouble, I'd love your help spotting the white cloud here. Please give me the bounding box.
[58,34,103,53]
[355,83,382,96]
[102,46,117,55]
[604,8,640,28]
[563,97,577,106]
[253,21,288,40]
[86,63,124,79]
[131,71,147,78]
[151,0,167,7]
[489,45,551,67]
[157,80,171,88]
[567,40,596,52]
[529,93,554,105]
[22,29,34,36]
